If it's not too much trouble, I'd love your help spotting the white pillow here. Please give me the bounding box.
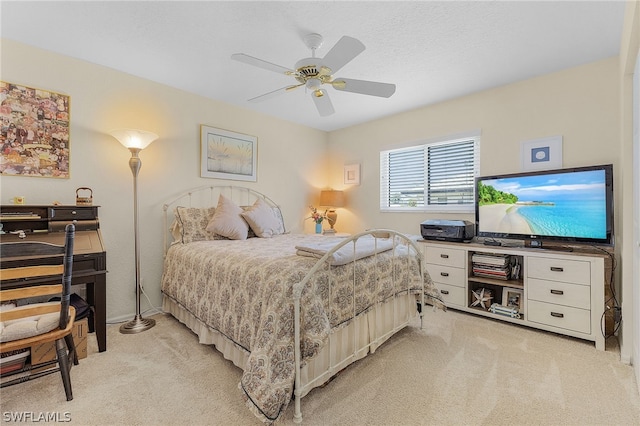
[205,194,249,240]
[241,198,283,238]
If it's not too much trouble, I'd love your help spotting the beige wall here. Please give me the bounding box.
[1,39,631,365]
[328,56,632,365]
[619,0,640,379]
[0,39,329,321]
[328,58,620,237]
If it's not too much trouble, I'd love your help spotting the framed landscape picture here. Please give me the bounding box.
[200,125,257,181]
[0,81,70,178]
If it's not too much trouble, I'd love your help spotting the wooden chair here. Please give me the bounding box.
[0,224,78,401]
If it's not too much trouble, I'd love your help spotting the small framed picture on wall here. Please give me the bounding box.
[520,135,562,172]
[344,163,360,185]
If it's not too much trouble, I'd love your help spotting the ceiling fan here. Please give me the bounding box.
[231,33,396,116]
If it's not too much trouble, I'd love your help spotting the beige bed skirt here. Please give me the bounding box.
[163,293,416,397]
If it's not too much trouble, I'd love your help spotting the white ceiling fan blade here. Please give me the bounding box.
[332,78,396,98]
[311,89,335,116]
[248,84,302,102]
[320,36,365,74]
[231,53,295,76]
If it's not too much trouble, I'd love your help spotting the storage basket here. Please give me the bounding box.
[76,187,93,206]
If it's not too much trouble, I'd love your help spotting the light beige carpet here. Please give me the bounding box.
[1,309,639,425]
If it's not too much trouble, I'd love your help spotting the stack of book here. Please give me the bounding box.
[472,253,512,280]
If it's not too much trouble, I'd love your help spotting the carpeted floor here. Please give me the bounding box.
[2,309,639,425]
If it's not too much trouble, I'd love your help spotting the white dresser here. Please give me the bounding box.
[420,240,609,350]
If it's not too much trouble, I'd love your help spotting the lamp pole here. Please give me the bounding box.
[120,147,155,333]
[109,128,159,334]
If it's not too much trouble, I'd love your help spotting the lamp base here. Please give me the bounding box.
[119,315,156,334]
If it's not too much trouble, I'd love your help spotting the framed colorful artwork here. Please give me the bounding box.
[0,81,70,178]
[200,125,257,181]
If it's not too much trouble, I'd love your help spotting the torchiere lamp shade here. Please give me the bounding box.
[109,129,158,150]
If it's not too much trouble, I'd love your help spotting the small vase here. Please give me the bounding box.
[315,222,322,234]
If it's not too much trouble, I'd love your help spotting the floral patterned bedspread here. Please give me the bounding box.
[161,233,442,422]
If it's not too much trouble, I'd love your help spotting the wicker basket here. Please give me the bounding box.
[76,187,93,206]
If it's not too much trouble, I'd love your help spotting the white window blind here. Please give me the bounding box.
[380,135,480,212]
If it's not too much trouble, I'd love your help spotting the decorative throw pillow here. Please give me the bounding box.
[241,198,283,238]
[172,207,216,243]
[205,194,249,240]
[271,206,286,235]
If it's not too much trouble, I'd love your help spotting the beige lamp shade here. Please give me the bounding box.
[109,129,159,150]
[319,190,345,234]
[319,190,345,208]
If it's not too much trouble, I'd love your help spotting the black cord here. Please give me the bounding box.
[590,245,619,339]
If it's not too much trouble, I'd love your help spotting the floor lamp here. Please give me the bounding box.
[110,128,158,334]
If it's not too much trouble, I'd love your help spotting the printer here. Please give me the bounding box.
[421,219,474,242]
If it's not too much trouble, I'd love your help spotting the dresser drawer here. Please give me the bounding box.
[527,257,590,286]
[527,278,590,309]
[49,207,98,221]
[527,300,590,334]
[49,220,99,232]
[425,246,465,268]
[426,264,465,287]
[433,283,465,307]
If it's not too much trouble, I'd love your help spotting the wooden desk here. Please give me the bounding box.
[0,205,107,352]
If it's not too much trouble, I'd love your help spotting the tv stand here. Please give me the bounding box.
[419,240,608,350]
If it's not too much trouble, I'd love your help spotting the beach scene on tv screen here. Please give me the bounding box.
[478,170,607,239]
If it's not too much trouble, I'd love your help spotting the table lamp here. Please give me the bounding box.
[319,189,345,234]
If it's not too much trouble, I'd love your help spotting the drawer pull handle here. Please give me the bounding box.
[440,272,449,277]
[550,266,564,272]
[71,211,77,215]
[440,254,449,259]
[440,290,449,295]
[550,312,564,318]
[550,289,564,295]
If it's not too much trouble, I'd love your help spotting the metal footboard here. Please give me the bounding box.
[291,229,425,423]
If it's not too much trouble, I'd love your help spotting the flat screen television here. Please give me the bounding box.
[475,164,613,246]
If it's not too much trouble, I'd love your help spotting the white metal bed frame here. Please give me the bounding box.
[162,186,426,423]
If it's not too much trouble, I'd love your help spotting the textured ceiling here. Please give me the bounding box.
[0,1,626,132]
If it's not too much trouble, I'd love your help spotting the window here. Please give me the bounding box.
[380,134,480,212]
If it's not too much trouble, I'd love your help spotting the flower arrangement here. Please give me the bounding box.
[307,205,326,224]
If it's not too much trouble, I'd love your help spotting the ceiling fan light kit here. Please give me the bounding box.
[231,33,396,116]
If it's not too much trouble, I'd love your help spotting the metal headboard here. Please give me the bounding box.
[162,185,283,251]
